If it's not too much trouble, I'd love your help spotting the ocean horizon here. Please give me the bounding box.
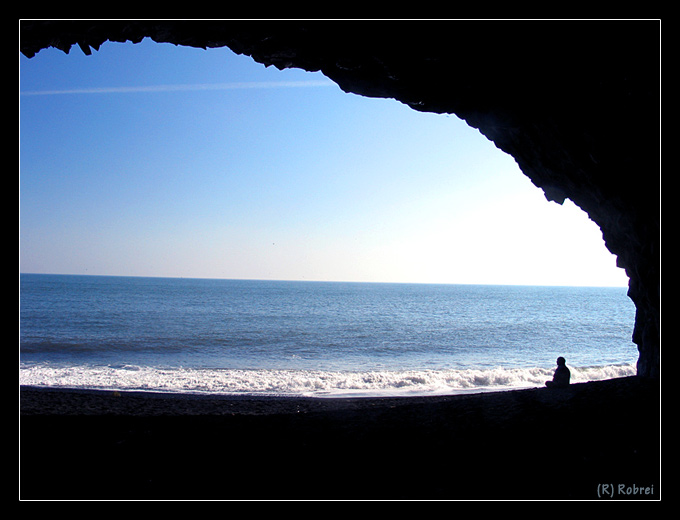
[18,271,632,287]
[19,273,638,397]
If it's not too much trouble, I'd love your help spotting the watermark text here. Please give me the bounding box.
[597,483,656,498]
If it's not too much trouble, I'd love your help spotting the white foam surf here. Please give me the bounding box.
[19,362,637,398]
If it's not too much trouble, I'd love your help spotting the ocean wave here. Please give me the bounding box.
[18,362,638,398]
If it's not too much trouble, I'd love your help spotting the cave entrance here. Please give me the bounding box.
[20,37,639,388]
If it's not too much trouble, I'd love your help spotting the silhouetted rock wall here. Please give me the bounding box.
[20,20,660,377]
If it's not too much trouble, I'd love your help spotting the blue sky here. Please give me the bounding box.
[20,38,629,287]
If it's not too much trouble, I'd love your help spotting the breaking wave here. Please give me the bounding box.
[19,362,637,398]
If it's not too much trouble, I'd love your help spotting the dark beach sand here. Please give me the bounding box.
[20,376,660,500]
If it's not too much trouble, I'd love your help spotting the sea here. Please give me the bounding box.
[19,274,639,398]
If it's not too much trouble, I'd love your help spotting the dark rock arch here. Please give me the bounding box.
[20,20,660,377]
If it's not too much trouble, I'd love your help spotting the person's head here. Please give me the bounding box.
[556,357,566,366]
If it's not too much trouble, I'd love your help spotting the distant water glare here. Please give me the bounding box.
[20,274,638,397]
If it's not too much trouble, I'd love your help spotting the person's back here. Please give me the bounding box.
[546,357,570,388]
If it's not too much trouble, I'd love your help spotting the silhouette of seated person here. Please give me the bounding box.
[545,357,571,388]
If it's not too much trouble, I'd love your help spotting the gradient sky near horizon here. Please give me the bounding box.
[20,38,629,287]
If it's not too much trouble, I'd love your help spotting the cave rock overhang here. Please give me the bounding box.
[19,20,660,377]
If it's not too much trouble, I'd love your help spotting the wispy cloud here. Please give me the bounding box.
[20,79,336,96]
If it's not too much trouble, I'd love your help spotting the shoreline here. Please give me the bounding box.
[19,384,529,416]
[20,377,660,500]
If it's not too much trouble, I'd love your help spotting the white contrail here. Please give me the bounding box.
[20,79,336,96]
